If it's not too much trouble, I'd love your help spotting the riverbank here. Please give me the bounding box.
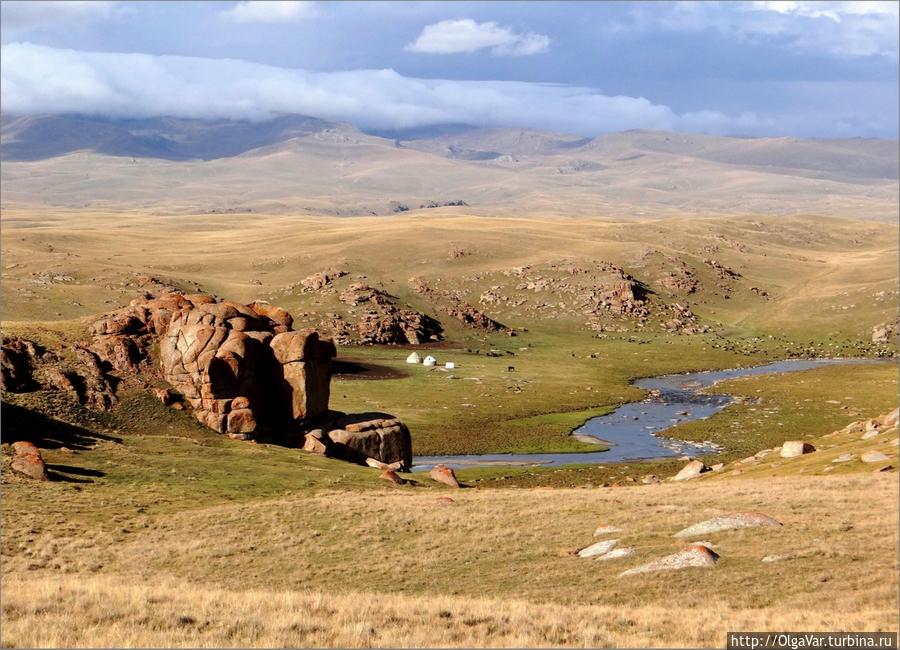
[413,358,887,472]
[451,360,897,487]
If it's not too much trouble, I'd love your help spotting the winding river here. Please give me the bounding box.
[412,358,879,472]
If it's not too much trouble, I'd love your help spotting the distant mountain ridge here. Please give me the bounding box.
[1,113,897,221]
[2,113,897,182]
[0,113,339,161]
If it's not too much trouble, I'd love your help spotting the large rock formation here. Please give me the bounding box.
[85,291,411,466]
[150,296,334,437]
[5,290,418,469]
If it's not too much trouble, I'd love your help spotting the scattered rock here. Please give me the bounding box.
[861,451,891,464]
[620,545,719,576]
[674,512,782,538]
[365,457,402,471]
[430,464,461,488]
[577,539,618,558]
[597,546,635,561]
[831,453,856,463]
[762,553,795,563]
[379,469,406,485]
[673,459,710,481]
[301,430,328,455]
[9,441,47,481]
[780,441,816,458]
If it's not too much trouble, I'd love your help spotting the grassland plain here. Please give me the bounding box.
[1,207,898,648]
[1,472,897,648]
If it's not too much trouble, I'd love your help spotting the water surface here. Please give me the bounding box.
[412,358,877,471]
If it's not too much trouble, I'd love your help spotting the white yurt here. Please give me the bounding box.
[423,355,437,367]
[406,352,422,364]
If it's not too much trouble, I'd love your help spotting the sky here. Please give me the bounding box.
[1,0,898,138]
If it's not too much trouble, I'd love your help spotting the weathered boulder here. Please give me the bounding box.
[598,547,635,561]
[10,441,47,481]
[301,429,328,455]
[781,441,816,458]
[327,417,412,468]
[227,408,257,434]
[673,512,783,538]
[861,451,891,464]
[620,544,719,576]
[430,464,461,488]
[883,408,899,428]
[673,459,710,481]
[577,539,618,558]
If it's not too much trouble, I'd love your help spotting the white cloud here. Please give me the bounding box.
[618,1,898,58]
[750,1,899,21]
[220,1,316,24]
[406,19,550,56]
[0,1,123,33]
[0,42,887,137]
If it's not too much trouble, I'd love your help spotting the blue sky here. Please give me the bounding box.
[1,1,898,137]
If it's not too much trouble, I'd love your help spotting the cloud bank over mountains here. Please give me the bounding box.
[2,41,877,138]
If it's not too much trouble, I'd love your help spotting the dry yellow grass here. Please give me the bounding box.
[2,473,897,647]
[2,572,896,649]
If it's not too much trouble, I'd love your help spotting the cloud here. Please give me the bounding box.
[406,19,549,56]
[617,1,899,58]
[750,1,899,21]
[220,1,316,24]
[0,1,123,33]
[0,42,891,137]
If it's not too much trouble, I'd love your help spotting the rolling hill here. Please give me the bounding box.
[1,114,897,220]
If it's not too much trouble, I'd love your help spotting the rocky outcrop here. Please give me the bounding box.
[336,283,443,345]
[1,335,118,409]
[357,309,443,345]
[9,441,47,481]
[1,336,41,391]
[872,319,898,344]
[445,303,507,333]
[156,296,335,436]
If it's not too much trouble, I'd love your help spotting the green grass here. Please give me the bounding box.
[657,362,899,459]
[456,362,898,488]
